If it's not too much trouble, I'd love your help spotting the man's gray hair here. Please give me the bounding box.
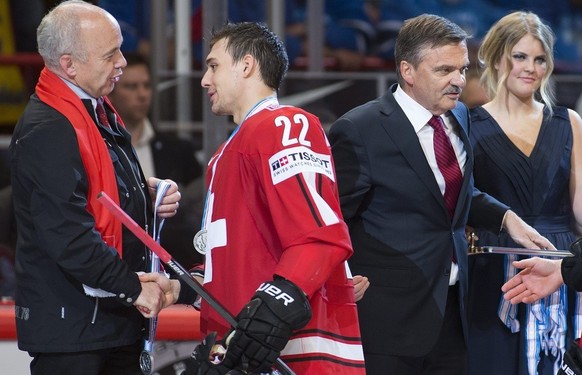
[37,0,108,70]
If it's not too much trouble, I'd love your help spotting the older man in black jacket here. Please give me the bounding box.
[9,2,182,374]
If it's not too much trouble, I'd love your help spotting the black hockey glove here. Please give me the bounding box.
[221,277,312,373]
[175,264,204,306]
[558,339,582,375]
[571,238,582,256]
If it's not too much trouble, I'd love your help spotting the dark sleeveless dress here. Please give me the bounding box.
[468,105,578,375]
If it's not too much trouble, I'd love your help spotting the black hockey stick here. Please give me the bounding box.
[97,192,295,375]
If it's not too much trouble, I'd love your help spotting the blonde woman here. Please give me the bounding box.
[468,11,582,375]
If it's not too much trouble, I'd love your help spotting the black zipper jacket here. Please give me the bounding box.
[10,95,153,352]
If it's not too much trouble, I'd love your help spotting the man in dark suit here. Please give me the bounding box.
[108,53,204,268]
[328,14,554,375]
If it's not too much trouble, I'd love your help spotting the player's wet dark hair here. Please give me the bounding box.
[209,22,289,91]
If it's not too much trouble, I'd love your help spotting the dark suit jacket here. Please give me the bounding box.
[328,86,508,357]
[149,133,202,186]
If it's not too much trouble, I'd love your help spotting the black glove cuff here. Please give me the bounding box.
[570,238,582,257]
[252,277,312,330]
[562,255,582,290]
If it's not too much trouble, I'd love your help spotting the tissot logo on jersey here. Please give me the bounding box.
[275,156,289,167]
[269,146,334,184]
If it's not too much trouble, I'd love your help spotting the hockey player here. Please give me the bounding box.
[185,22,366,374]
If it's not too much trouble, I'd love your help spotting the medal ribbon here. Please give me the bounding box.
[196,97,278,254]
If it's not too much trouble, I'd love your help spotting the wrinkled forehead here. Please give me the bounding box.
[416,41,468,65]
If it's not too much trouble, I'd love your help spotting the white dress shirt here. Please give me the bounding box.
[393,85,466,285]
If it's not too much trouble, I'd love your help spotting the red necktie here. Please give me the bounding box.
[428,115,462,219]
[96,98,111,128]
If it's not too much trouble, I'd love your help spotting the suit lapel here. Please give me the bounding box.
[449,105,473,222]
[378,91,474,221]
[378,92,446,210]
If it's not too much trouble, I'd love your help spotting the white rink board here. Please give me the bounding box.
[0,341,30,374]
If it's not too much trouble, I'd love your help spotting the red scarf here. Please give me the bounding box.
[35,67,123,255]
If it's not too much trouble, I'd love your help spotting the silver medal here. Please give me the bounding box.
[193,229,207,255]
[139,350,153,375]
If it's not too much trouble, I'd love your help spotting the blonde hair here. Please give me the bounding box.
[478,11,555,112]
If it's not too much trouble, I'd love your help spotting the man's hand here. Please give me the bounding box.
[501,257,564,304]
[353,275,369,302]
[134,279,165,318]
[147,177,181,218]
[138,272,180,308]
[503,210,556,250]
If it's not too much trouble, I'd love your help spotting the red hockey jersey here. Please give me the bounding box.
[200,98,365,374]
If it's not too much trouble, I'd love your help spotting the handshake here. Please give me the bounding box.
[133,272,181,318]
[182,278,312,375]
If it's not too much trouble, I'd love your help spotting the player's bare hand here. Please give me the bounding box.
[353,275,370,302]
[501,257,563,304]
[139,272,180,308]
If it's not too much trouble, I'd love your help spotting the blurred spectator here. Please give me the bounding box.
[287,0,376,70]
[461,69,489,109]
[0,0,44,124]
[100,0,303,68]
[372,0,427,59]
[428,0,505,40]
[372,0,504,59]
[109,0,375,69]
[9,0,44,53]
[224,0,306,64]
[191,0,301,65]
[317,0,376,69]
[460,41,489,108]
[196,0,376,70]
[108,53,204,268]
[99,0,581,71]
[98,0,152,56]
[8,0,45,98]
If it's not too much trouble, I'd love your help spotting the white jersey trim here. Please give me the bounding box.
[304,171,340,226]
[281,335,365,362]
